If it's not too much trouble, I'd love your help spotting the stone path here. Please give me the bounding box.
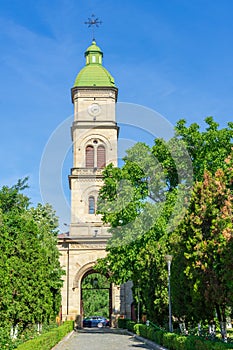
[52,328,161,350]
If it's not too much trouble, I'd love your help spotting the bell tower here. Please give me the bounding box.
[69,40,118,238]
[58,41,133,326]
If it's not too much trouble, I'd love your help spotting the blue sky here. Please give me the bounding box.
[1,0,233,230]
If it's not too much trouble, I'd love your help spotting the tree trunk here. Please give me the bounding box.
[216,304,227,342]
[179,322,187,335]
[10,324,18,339]
[208,322,215,338]
[198,322,201,336]
[37,323,42,333]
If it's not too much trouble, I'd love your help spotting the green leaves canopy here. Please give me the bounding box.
[0,179,63,331]
[171,162,233,325]
[96,117,233,326]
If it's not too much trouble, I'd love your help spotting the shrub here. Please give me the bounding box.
[185,335,199,350]
[126,320,136,332]
[134,324,147,337]
[117,318,136,332]
[154,329,166,344]
[172,335,187,350]
[117,319,233,350]
[0,327,17,350]
[117,318,124,329]
[162,332,177,350]
[149,327,159,342]
[16,321,74,350]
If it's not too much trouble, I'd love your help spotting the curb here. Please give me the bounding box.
[126,330,168,350]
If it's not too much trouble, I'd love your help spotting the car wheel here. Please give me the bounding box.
[97,322,103,328]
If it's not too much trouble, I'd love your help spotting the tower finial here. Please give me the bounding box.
[85,14,102,41]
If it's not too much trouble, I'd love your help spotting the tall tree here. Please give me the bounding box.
[96,117,233,325]
[171,162,233,337]
[152,117,233,187]
[0,179,63,334]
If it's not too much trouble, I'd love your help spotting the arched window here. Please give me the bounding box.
[86,146,94,168]
[88,196,95,214]
[97,145,106,168]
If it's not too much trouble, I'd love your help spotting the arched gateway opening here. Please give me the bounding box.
[81,270,112,326]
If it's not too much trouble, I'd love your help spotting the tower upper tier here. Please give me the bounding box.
[73,40,116,87]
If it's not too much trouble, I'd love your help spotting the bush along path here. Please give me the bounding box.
[118,319,233,350]
[15,321,74,350]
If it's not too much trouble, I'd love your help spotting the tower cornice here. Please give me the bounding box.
[71,86,118,103]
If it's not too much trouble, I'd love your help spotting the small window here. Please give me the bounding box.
[97,145,106,168]
[86,146,94,168]
[92,56,96,63]
[88,196,95,214]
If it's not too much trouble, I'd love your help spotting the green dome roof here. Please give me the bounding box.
[74,65,115,87]
[74,40,116,87]
[85,41,102,53]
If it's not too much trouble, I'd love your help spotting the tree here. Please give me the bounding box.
[96,117,233,326]
[96,143,184,323]
[81,273,110,318]
[0,179,63,335]
[171,158,233,338]
[152,117,233,186]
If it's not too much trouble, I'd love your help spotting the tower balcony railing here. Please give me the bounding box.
[70,167,104,176]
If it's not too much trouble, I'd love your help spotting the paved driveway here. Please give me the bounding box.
[52,328,160,350]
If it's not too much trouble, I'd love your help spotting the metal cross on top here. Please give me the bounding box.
[85,14,102,40]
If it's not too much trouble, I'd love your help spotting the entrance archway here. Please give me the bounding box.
[81,270,112,326]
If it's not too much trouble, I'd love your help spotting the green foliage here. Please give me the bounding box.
[134,323,148,337]
[0,325,18,350]
[162,332,178,349]
[122,321,233,350]
[117,318,136,332]
[174,117,233,181]
[96,116,233,327]
[117,318,131,329]
[81,273,110,317]
[154,329,166,344]
[16,321,74,350]
[125,320,136,332]
[171,164,233,325]
[0,179,64,343]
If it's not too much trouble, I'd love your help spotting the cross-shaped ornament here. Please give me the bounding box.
[85,14,102,40]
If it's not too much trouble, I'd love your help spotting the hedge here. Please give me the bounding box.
[117,318,135,332]
[118,319,233,350]
[16,321,74,350]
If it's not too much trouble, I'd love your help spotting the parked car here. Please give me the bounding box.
[83,316,109,328]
